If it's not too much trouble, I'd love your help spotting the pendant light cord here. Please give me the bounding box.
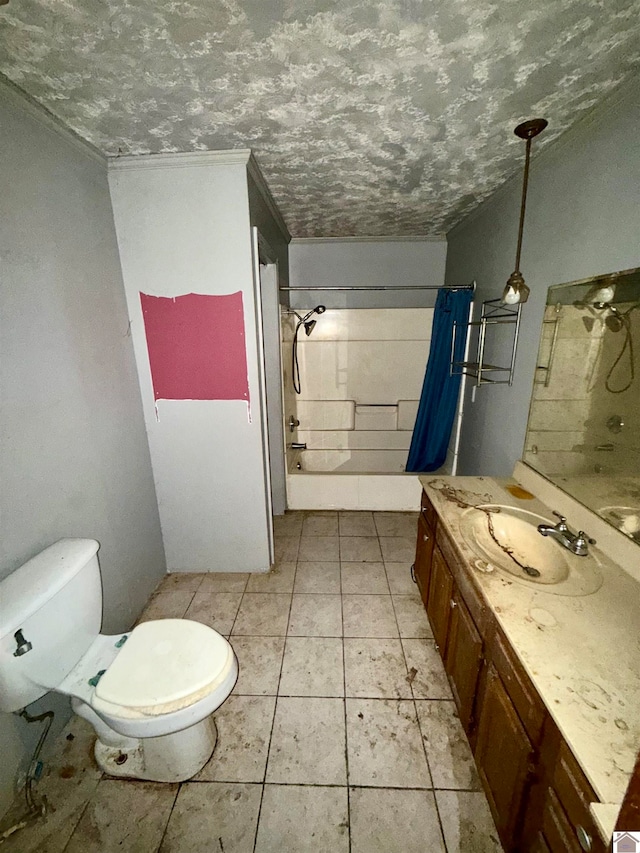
[514,136,532,274]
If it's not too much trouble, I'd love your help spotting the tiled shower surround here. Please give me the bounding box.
[0,511,502,853]
[284,308,433,473]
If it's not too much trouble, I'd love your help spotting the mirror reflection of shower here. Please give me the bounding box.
[287,306,326,394]
[589,299,639,394]
[593,302,639,394]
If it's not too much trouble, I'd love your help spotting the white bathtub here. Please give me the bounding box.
[286,449,422,511]
[296,448,409,473]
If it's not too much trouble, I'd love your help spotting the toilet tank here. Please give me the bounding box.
[0,539,103,712]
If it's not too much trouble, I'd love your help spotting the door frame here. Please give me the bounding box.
[251,227,287,564]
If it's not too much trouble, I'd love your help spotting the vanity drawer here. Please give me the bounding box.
[550,741,605,853]
[490,628,546,746]
[436,523,492,635]
[420,490,438,532]
[540,787,582,853]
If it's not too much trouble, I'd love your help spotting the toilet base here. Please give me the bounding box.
[94,715,217,782]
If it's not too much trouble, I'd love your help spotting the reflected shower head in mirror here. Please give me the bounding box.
[591,301,640,332]
[593,302,625,332]
[592,301,638,393]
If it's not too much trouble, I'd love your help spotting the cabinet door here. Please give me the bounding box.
[427,546,454,657]
[413,513,435,605]
[445,589,483,734]
[474,664,535,848]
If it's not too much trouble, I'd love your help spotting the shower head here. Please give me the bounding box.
[299,305,326,334]
[301,305,326,322]
[291,305,327,394]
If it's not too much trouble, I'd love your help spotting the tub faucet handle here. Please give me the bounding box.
[13,629,33,657]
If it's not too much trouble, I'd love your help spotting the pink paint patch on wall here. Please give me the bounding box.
[140,291,250,403]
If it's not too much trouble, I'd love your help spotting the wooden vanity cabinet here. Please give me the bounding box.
[413,488,608,853]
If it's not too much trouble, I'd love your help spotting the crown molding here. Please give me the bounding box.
[108,148,252,172]
[290,235,446,244]
[246,152,291,243]
[0,74,106,167]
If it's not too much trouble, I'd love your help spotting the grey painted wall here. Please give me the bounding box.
[289,238,448,309]
[445,76,640,476]
[0,84,165,817]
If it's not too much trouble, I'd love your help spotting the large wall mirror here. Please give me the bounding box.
[523,266,640,544]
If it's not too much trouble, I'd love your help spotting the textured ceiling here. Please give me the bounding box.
[1,1,639,237]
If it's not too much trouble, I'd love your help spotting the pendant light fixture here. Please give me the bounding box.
[502,118,548,305]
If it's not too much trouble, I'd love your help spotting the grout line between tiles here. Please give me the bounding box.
[339,563,352,853]
[394,596,450,853]
[60,788,101,853]
[187,779,480,791]
[153,781,181,853]
[181,591,197,618]
[251,555,297,853]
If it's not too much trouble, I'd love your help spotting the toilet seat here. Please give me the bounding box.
[92,619,234,719]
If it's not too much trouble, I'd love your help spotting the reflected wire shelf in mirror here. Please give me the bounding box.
[451,298,523,387]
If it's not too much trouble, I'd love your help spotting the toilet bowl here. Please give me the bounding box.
[61,619,238,780]
[0,539,238,782]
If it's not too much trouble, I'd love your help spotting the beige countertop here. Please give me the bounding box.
[419,474,640,808]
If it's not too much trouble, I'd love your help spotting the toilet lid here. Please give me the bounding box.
[94,619,231,711]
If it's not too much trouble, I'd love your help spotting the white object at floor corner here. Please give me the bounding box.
[0,539,238,782]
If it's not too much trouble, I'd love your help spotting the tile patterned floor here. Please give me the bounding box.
[0,511,503,853]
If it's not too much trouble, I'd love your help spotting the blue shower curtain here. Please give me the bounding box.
[406,288,473,472]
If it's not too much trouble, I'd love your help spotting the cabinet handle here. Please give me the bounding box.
[576,825,592,852]
[410,563,416,583]
[423,534,429,542]
[434,643,440,651]
[450,599,457,609]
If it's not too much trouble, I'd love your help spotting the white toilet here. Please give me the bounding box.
[0,539,238,782]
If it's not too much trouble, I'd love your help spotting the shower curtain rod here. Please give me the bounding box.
[279,283,476,292]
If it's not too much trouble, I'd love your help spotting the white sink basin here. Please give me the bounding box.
[459,505,603,596]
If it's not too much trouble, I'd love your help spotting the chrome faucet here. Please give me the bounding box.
[537,511,594,556]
